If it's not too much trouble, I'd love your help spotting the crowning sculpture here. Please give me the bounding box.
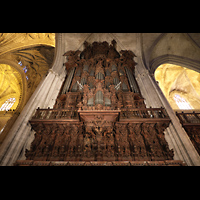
[15,40,185,166]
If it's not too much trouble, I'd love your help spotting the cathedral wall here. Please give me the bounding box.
[1,33,200,165]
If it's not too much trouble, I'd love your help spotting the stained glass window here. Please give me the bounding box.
[0,98,16,111]
[23,66,28,73]
[18,61,28,80]
[18,61,22,66]
[174,94,192,110]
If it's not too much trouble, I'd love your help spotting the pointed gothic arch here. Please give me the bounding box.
[154,62,200,111]
[0,59,27,111]
[0,60,26,143]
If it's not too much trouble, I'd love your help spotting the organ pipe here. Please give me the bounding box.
[61,67,76,94]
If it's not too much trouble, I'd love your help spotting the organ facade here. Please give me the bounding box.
[15,40,185,166]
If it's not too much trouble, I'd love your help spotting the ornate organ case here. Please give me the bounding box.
[15,40,185,166]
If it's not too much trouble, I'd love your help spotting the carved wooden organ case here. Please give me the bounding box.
[17,40,182,166]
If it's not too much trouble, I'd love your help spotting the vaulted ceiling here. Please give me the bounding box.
[0,33,55,111]
[0,33,55,55]
[155,63,200,110]
[0,33,55,141]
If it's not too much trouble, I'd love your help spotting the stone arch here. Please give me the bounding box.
[149,33,200,74]
[0,59,27,144]
[154,62,200,110]
[150,54,200,75]
[0,59,27,112]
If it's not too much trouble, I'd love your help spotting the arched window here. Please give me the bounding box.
[155,63,200,110]
[0,98,16,111]
[173,94,192,110]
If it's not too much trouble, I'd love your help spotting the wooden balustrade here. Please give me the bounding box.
[31,107,169,122]
[176,111,200,125]
[32,108,79,120]
[176,111,200,156]
[120,107,169,119]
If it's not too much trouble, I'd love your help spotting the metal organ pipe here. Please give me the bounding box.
[124,66,139,93]
[61,67,76,94]
[95,91,103,105]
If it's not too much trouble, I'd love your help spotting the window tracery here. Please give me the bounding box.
[0,98,16,111]
[174,94,192,110]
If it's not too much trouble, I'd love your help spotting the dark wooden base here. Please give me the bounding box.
[14,160,186,166]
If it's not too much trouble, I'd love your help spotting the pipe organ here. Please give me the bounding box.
[15,40,185,166]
